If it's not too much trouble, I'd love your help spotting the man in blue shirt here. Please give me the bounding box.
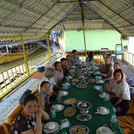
[71,50,80,64]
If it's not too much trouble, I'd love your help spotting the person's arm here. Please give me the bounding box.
[104,70,114,81]
[107,82,113,92]
[37,95,44,110]
[51,78,60,89]
[40,108,50,121]
[113,94,124,106]
[21,129,36,134]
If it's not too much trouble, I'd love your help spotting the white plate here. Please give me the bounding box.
[94,67,99,70]
[59,91,68,96]
[99,92,109,99]
[44,122,59,133]
[66,76,72,79]
[96,107,110,115]
[96,80,104,84]
[95,72,101,74]
[96,126,112,134]
[52,104,64,112]
[94,86,101,91]
[62,83,70,86]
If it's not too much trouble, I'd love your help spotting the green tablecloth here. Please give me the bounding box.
[43,66,123,134]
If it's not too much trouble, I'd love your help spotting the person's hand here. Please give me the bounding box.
[48,92,52,96]
[36,109,43,118]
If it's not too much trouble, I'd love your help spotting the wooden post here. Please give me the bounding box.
[20,35,30,76]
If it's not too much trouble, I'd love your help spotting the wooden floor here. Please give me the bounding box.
[118,60,134,78]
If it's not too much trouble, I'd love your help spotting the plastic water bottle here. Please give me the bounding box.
[111,114,117,123]
[57,93,63,103]
[51,108,56,118]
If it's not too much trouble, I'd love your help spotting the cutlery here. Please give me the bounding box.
[111,131,116,134]
[95,112,102,114]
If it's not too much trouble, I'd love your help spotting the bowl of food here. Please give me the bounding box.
[88,71,93,74]
[64,107,76,117]
[88,79,95,83]
[72,78,79,83]
[69,125,89,134]
[77,114,92,121]
[78,101,91,113]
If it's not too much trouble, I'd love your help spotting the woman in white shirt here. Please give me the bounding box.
[101,56,114,83]
[107,69,130,116]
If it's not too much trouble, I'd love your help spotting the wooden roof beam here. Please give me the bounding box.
[58,0,97,3]
[47,5,78,34]
[83,2,122,33]
[98,0,134,26]
[23,0,61,33]
[76,0,84,25]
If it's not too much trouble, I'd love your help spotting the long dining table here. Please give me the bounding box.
[43,62,124,134]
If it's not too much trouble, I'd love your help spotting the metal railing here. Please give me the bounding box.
[0,51,51,99]
[123,50,134,67]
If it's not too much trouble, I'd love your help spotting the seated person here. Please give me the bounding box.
[60,58,68,76]
[70,50,80,64]
[41,67,60,102]
[101,56,114,83]
[10,94,49,134]
[37,81,51,111]
[107,69,130,116]
[99,52,107,71]
[66,55,72,69]
[53,61,64,86]
[41,67,60,91]
[114,62,126,81]
[86,52,95,63]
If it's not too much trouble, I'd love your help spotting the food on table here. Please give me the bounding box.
[72,101,82,107]
[76,73,81,76]
[80,81,87,85]
[77,114,91,121]
[63,98,76,105]
[76,71,80,74]
[88,71,93,74]
[70,72,75,76]
[77,84,87,88]
[72,78,79,82]
[64,107,76,117]
[71,126,88,134]
[88,79,95,83]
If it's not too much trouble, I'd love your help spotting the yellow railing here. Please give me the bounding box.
[0,34,52,99]
[0,51,52,99]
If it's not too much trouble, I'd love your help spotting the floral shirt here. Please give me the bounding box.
[9,112,36,134]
